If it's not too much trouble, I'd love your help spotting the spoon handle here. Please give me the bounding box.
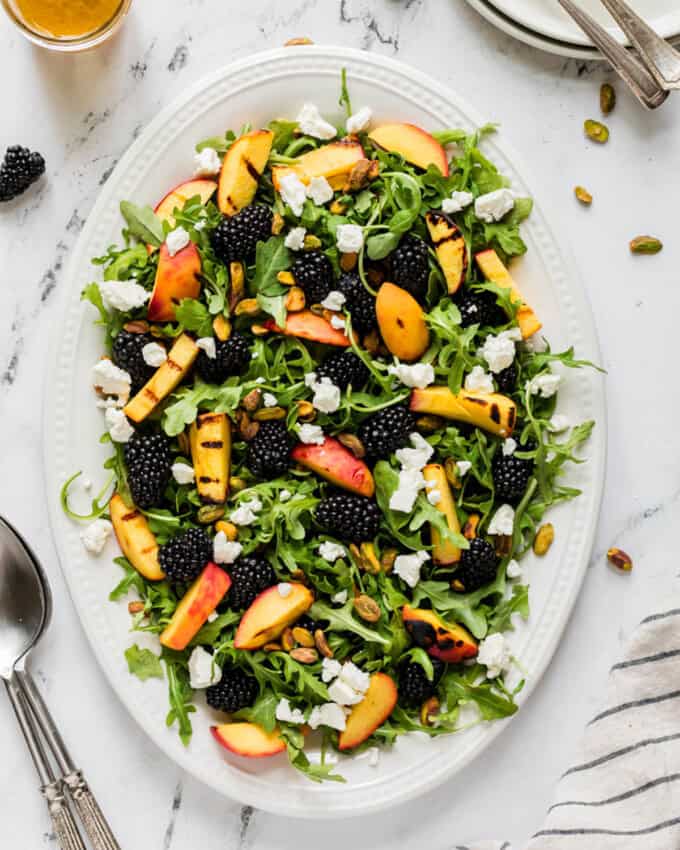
[15,670,122,850]
[4,678,87,850]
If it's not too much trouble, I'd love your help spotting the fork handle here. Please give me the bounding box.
[15,670,122,850]
[4,678,86,850]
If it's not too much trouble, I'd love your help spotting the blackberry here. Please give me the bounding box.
[398,659,444,706]
[455,538,499,592]
[316,350,369,391]
[358,404,416,461]
[158,528,213,583]
[196,331,250,383]
[492,443,534,503]
[336,272,377,335]
[112,330,156,394]
[206,665,258,713]
[456,289,506,329]
[123,433,171,508]
[291,251,334,305]
[295,613,317,633]
[495,362,518,395]
[228,554,277,610]
[390,235,430,302]
[210,204,272,264]
[247,421,293,478]
[316,493,381,543]
[0,146,45,202]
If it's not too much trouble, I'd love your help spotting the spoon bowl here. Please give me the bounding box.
[0,516,50,679]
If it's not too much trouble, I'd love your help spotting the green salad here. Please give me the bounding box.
[65,72,595,782]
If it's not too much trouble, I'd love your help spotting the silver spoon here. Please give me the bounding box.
[0,515,121,850]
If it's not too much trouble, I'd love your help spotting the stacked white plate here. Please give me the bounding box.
[467,0,680,59]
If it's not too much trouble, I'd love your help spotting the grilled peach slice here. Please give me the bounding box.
[155,178,217,227]
[234,583,314,650]
[368,123,449,176]
[190,412,231,504]
[160,562,232,651]
[423,464,462,565]
[426,211,467,294]
[211,723,286,758]
[147,241,202,322]
[109,493,164,580]
[376,283,429,362]
[263,310,350,347]
[271,139,364,191]
[124,333,199,423]
[475,249,541,339]
[410,386,516,438]
[338,673,397,751]
[402,605,478,663]
[292,436,374,497]
[218,129,274,216]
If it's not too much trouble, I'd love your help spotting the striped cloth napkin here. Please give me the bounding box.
[469,606,680,850]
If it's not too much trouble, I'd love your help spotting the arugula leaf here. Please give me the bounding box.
[234,690,279,733]
[163,653,196,745]
[311,601,390,646]
[119,201,165,247]
[81,283,109,323]
[339,68,352,119]
[442,669,518,721]
[253,236,291,292]
[279,726,346,783]
[124,644,164,681]
[174,298,214,337]
[488,585,529,633]
[162,382,243,436]
[60,470,112,522]
[366,230,400,260]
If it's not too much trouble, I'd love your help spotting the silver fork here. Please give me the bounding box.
[557,0,680,108]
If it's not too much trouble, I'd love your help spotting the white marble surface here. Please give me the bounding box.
[1,2,679,848]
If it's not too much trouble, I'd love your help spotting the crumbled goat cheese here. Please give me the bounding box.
[262,392,278,408]
[171,462,195,485]
[336,224,364,253]
[481,329,521,374]
[368,747,380,767]
[196,337,216,359]
[506,559,522,580]
[296,103,337,140]
[105,408,134,443]
[441,190,474,214]
[284,226,306,251]
[321,290,346,311]
[306,175,334,205]
[393,550,430,588]
[213,532,242,565]
[298,423,325,445]
[395,432,434,471]
[464,365,494,394]
[308,703,346,731]
[427,489,441,505]
[142,342,167,368]
[92,359,131,401]
[99,279,150,312]
[502,438,517,456]
[339,661,371,694]
[318,541,346,562]
[254,375,266,383]
[207,611,219,623]
[279,489,292,502]
[277,582,293,598]
[309,376,341,414]
[330,315,346,330]
[331,589,348,605]
[193,147,222,176]
[390,467,427,513]
[304,371,318,388]
[188,646,222,689]
[477,633,511,678]
[276,698,305,725]
[278,172,307,216]
[166,226,191,257]
[230,497,263,526]
[82,478,92,491]
[457,460,472,476]
[549,414,570,433]
[328,679,365,706]
[321,657,342,683]
[528,372,561,398]
[80,519,112,555]
[345,106,372,135]
[488,504,515,536]
[474,188,515,223]
[523,335,548,353]
[387,361,435,389]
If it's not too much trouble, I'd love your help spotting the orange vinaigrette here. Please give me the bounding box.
[13,0,122,38]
